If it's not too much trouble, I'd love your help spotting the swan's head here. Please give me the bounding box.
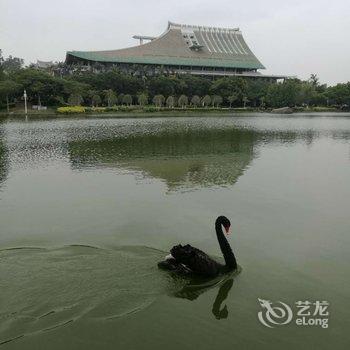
[217,216,231,234]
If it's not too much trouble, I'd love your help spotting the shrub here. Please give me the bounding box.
[57,106,86,114]
[143,106,159,112]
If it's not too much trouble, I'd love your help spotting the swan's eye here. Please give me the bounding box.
[224,225,230,234]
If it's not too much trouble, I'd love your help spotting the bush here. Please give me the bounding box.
[143,106,159,112]
[57,106,86,114]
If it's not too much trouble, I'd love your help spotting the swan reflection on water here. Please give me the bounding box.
[171,268,241,320]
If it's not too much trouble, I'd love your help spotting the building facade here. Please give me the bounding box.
[66,22,286,80]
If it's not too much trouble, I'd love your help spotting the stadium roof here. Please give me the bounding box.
[66,21,265,70]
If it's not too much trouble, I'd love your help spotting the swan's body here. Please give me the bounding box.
[158,216,237,277]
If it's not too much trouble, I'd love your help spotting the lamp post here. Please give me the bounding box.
[24,90,27,115]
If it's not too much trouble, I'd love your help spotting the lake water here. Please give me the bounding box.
[0,114,349,349]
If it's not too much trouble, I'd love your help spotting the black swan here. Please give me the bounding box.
[158,216,237,277]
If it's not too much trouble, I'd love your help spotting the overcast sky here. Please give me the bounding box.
[1,0,349,85]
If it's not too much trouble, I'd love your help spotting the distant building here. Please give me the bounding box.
[66,21,287,80]
[35,60,54,69]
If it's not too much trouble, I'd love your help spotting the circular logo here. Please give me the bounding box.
[258,298,293,328]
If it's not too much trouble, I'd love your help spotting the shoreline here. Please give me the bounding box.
[1,107,348,119]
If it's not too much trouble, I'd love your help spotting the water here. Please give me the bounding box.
[0,114,349,349]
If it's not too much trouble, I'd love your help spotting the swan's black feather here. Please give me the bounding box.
[158,216,236,277]
[170,244,222,277]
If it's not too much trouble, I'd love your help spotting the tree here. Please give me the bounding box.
[62,80,90,98]
[152,94,165,107]
[148,76,176,97]
[297,82,316,107]
[118,93,125,105]
[309,74,319,87]
[31,81,45,106]
[68,93,83,106]
[122,94,133,106]
[178,95,188,108]
[266,79,302,108]
[202,95,211,107]
[0,50,4,79]
[242,96,249,108]
[12,68,67,105]
[0,80,21,112]
[166,96,175,108]
[1,54,24,74]
[91,93,102,107]
[227,94,238,108]
[326,82,350,106]
[137,93,148,106]
[178,75,211,96]
[210,77,247,101]
[259,96,266,108]
[246,80,271,107]
[190,95,201,108]
[211,95,223,107]
[104,89,117,107]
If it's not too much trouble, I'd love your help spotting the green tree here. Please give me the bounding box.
[91,93,102,107]
[190,95,201,108]
[0,80,21,112]
[178,95,188,108]
[148,76,176,97]
[210,77,247,101]
[227,94,238,108]
[178,75,211,96]
[266,79,302,108]
[118,93,125,105]
[68,93,83,106]
[122,94,133,106]
[31,81,45,106]
[297,82,316,107]
[201,95,211,107]
[1,54,24,74]
[0,50,4,80]
[259,96,266,108]
[137,93,148,106]
[309,74,319,87]
[104,89,117,107]
[326,82,350,106]
[211,95,223,107]
[166,96,175,108]
[242,96,249,108]
[152,94,165,107]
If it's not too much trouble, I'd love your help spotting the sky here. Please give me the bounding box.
[1,0,349,85]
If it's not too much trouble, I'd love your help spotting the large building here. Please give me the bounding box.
[66,21,286,80]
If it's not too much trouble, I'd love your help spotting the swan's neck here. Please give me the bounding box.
[215,221,237,270]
